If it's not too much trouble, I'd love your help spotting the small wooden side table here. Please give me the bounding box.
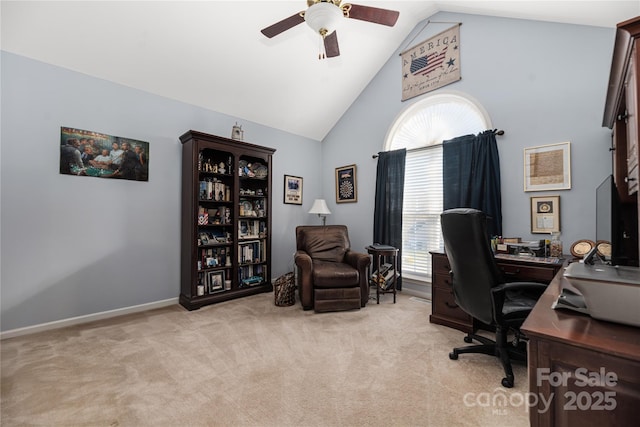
[366,245,399,304]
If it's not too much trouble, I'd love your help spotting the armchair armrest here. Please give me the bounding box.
[344,250,371,272]
[294,250,313,310]
[294,250,312,271]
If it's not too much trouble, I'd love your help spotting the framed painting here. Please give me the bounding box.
[59,126,149,181]
[524,142,571,191]
[284,175,303,205]
[335,164,357,203]
[530,195,560,234]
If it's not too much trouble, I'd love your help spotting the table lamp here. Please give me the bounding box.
[309,199,331,226]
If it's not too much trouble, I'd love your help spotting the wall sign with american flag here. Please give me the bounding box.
[401,24,461,101]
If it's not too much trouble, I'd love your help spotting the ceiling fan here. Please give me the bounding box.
[260,0,399,59]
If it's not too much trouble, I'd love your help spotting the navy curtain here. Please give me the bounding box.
[373,149,406,289]
[443,130,502,237]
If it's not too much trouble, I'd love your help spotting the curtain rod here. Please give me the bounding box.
[372,129,504,159]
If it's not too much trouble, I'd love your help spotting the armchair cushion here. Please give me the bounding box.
[313,260,359,287]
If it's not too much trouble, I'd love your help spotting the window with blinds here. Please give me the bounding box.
[402,146,443,280]
[386,93,490,281]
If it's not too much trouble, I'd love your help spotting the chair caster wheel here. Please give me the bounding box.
[501,377,514,388]
[449,352,458,360]
[464,335,473,343]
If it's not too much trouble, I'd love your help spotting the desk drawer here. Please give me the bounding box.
[432,286,471,323]
[496,262,556,283]
[432,253,451,276]
[432,272,453,290]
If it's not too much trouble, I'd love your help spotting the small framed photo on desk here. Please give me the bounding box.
[530,195,560,233]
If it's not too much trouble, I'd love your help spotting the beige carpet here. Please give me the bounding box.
[1,292,529,426]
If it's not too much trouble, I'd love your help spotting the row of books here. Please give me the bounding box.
[238,240,266,264]
[199,179,230,202]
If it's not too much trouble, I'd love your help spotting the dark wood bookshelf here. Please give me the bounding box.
[179,130,275,310]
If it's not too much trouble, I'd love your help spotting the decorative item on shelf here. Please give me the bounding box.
[231,122,244,141]
[308,199,331,225]
[570,239,595,258]
[255,165,268,179]
[197,207,208,225]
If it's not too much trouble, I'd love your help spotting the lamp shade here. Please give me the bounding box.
[309,199,331,215]
[304,2,343,36]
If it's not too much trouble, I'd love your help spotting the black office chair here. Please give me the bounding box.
[440,208,547,388]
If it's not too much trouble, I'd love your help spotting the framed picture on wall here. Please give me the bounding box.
[335,164,357,203]
[524,142,571,191]
[283,175,303,205]
[530,195,560,233]
[59,126,149,181]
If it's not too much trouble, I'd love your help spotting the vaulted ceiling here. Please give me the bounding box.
[2,1,638,140]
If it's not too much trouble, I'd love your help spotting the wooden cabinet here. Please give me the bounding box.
[604,17,640,261]
[624,45,639,194]
[179,130,275,310]
[429,252,562,333]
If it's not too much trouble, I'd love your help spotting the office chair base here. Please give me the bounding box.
[448,330,523,388]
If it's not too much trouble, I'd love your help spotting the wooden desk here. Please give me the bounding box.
[521,265,640,427]
[429,252,563,333]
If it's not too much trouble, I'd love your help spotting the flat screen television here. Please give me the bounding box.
[595,175,623,265]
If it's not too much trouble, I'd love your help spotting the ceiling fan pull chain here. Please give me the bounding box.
[318,31,327,60]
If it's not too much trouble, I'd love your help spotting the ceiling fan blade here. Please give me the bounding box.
[324,31,340,58]
[261,12,305,38]
[345,4,399,27]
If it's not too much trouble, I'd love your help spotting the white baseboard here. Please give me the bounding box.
[1,297,179,340]
[401,286,432,301]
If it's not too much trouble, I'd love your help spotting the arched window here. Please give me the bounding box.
[385,92,491,281]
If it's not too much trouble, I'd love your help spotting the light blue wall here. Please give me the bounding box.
[0,52,320,331]
[322,12,616,253]
[0,12,621,331]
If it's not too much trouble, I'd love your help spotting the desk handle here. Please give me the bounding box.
[502,268,520,276]
[445,300,459,309]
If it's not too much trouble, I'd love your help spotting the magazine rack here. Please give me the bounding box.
[366,244,399,304]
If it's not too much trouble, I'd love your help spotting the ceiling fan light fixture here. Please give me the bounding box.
[304,2,343,36]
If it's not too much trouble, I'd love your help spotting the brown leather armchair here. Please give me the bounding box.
[295,225,371,312]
